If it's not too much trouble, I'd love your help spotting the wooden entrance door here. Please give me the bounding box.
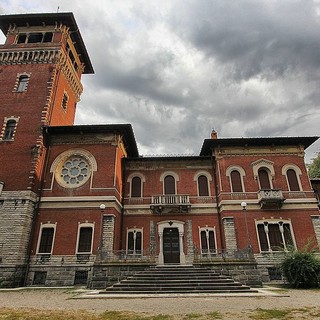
[163,228,180,263]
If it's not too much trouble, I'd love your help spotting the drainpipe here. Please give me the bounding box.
[211,151,225,256]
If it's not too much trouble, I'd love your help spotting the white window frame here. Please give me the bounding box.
[281,164,303,191]
[76,222,95,254]
[15,73,31,92]
[127,172,146,198]
[194,171,212,196]
[126,227,143,255]
[160,171,179,194]
[36,222,57,255]
[255,219,296,253]
[226,166,246,192]
[198,226,217,256]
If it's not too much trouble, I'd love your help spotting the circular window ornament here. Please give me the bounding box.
[56,155,91,188]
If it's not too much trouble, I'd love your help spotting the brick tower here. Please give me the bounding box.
[0,13,93,286]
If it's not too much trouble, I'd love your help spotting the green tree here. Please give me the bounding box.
[307,152,320,178]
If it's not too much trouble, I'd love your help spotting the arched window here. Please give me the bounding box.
[258,168,271,189]
[3,120,17,140]
[230,170,243,192]
[286,169,300,191]
[17,75,29,92]
[164,175,176,194]
[198,175,209,196]
[131,176,142,197]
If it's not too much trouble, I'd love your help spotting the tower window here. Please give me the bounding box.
[2,119,17,141]
[17,33,27,44]
[62,93,68,111]
[16,75,30,92]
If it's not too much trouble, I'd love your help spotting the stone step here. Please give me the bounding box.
[103,266,259,294]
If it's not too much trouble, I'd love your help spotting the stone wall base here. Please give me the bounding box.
[194,261,262,287]
[0,265,27,287]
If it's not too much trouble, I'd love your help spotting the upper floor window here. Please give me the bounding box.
[127,228,142,255]
[258,168,272,189]
[164,175,176,194]
[17,75,29,92]
[2,118,18,141]
[286,169,300,191]
[230,170,243,192]
[257,220,295,252]
[37,224,56,254]
[131,176,142,197]
[226,166,246,192]
[76,224,94,254]
[198,175,209,196]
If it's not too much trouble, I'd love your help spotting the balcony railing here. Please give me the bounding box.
[258,189,284,209]
[150,195,191,214]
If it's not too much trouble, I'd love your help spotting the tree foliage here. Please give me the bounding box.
[307,152,320,179]
[281,250,320,288]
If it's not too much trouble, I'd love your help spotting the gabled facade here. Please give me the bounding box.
[0,12,319,288]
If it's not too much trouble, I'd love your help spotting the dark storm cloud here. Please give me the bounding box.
[169,0,320,81]
[1,1,319,160]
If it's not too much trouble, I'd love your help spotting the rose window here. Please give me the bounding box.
[57,156,91,187]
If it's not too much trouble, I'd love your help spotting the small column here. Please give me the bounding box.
[179,232,186,264]
[158,231,164,265]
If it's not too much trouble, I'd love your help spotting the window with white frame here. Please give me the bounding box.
[199,227,216,255]
[226,166,246,192]
[127,228,142,255]
[164,175,176,194]
[198,175,209,196]
[76,224,94,254]
[256,220,295,252]
[1,117,19,141]
[282,165,302,192]
[61,93,68,112]
[37,224,56,254]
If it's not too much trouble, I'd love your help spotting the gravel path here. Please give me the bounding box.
[0,287,320,319]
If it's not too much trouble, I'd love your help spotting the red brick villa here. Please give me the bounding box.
[0,12,319,289]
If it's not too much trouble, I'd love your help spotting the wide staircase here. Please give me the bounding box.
[103,266,259,294]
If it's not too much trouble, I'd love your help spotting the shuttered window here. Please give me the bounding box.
[287,169,300,191]
[164,175,176,194]
[258,169,271,189]
[230,170,243,192]
[131,176,142,197]
[198,175,209,196]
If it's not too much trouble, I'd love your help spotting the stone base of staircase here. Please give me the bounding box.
[101,266,259,294]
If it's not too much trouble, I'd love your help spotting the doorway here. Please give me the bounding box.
[163,228,180,263]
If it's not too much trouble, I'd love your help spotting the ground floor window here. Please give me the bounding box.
[74,270,88,285]
[127,228,142,255]
[199,227,216,256]
[257,220,295,252]
[77,224,94,254]
[33,271,47,285]
[37,226,55,254]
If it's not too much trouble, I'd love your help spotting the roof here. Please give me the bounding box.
[0,12,94,74]
[200,136,319,156]
[44,124,139,157]
[125,155,211,162]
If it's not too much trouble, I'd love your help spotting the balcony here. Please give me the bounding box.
[258,189,284,209]
[150,194,191,214]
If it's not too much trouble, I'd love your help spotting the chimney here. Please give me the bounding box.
[211,129,218,140]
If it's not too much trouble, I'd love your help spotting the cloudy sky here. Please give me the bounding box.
[1,1,320,162]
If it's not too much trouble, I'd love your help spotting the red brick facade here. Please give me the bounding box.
[0,12,319,288]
